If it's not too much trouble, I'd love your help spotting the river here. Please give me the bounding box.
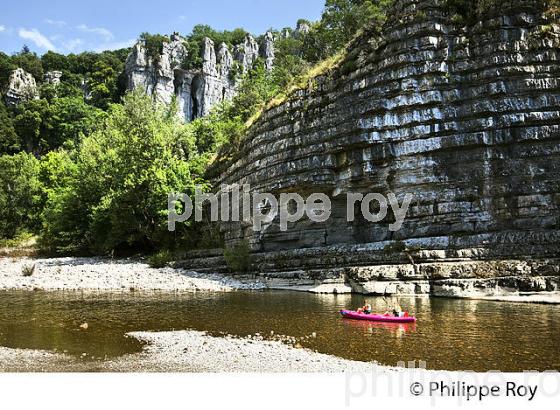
[0,290,558,372]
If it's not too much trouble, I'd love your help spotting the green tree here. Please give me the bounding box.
[41,51,70,72]
[14,99,50,155]
[87,60,117,109]
[0,52,16,90]
[188,103,246,154]
[139,33,170,64]
[0,152,42,239]
[42,91,201,254]
[189,24,249,47]
[228,60,279,122]
[0,104,20,154]
[303,0,393,62]
[11,46,43,82]
[48,97,106,149]
[262,30,310,90]
[57,71,86,98]
[13,97,104,155]
[181,25,251,71]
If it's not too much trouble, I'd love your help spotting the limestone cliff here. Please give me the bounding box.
[125,32,277,122]
[43,71,63,86]
[184,0,560,297]
[4,68,39,106]
[260,31,275,72]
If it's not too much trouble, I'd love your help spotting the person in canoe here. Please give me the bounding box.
[357,300,372,315]
[383,303,403,317]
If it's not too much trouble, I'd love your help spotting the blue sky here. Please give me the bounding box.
[0,0,325,55]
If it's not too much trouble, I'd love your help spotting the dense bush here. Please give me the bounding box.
[0,52,17,90]
[229,60,281,122]
[189,24,249,49]
[180,25,251,71]
[301,0,393,62]
[181,39,204,71]
[148,250,174,268]
[1,45,129,158]
[224,240,252,273]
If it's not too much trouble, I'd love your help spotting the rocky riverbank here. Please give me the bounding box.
[0,257,265,292]
[0,346,79,372]
[1,256,559,303]
[0,331,392,373]
[104,331,391,372]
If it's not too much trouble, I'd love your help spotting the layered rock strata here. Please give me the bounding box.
[189,0,560,297]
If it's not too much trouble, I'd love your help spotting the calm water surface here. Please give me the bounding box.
[0,290,559,371]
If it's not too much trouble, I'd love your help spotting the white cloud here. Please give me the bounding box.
[45,19,66,27]
[62,38,85,51]
[0,25,14,35]
[18,28,56,50]
[76,24,113,41]
[93,38,135,52]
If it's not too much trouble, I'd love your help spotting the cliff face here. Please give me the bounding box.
[4,68,39,106]
[43,70,63,86]
[195,0,560,296]
[125,33,275,122]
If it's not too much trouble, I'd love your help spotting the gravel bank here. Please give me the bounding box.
[0,257,265,292]
[104,330,390,373]
[0,331,392,373]
[0,347,85,372]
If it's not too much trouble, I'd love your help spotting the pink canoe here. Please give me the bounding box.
[340,310,417,323]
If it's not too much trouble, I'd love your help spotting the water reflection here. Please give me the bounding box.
[341,318,417,339]
[0,290,558,371]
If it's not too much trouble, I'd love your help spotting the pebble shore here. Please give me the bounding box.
[0,257,265,292]
[0,346,81,372]
[0,331,391,373]
[105,330,389,372]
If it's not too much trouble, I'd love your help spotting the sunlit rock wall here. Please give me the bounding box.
[125,32,276,122]
[4,68,38,106]
[215,0,560,265]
